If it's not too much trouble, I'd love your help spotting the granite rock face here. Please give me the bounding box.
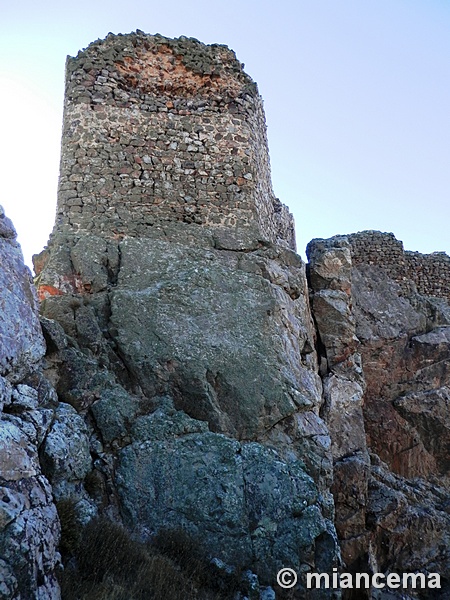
[0,207,45,382]
[307,236,370,575]
[0,207,61,600]
[38,222,339,595]
[308,233,450,599]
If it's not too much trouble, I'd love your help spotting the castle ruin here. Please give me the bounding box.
[52,31,294,246]
[2,31,449,599]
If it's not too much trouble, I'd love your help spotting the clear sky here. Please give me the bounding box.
[1,0,449,267]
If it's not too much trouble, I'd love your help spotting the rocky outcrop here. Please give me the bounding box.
[308,233,450,598]
[0,207,60,599]
[37,220,339,596]
[0,208,98,599]
[307,237,370,575]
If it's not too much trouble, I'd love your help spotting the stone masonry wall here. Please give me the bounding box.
[347,231,450,302]
[53,31,295,248]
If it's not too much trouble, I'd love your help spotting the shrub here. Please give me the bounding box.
[151,528,241,594]
[76,518,148,582]
[58,517,237,599]
[56,499,82,559]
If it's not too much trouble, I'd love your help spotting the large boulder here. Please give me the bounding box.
[116,401,335,584]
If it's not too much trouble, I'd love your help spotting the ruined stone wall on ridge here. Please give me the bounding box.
[54,31,295,248]
[347,231,450,301]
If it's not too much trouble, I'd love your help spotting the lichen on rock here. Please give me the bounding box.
[0,205,61,599]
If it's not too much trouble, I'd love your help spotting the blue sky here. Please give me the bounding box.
[1,0,449,266]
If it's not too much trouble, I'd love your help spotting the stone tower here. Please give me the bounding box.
[49,31,294,247]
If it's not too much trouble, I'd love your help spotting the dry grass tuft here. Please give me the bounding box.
[58,517,239,599]
[56,499,82,559]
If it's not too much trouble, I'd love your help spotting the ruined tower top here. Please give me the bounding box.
[52,31,295,248]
